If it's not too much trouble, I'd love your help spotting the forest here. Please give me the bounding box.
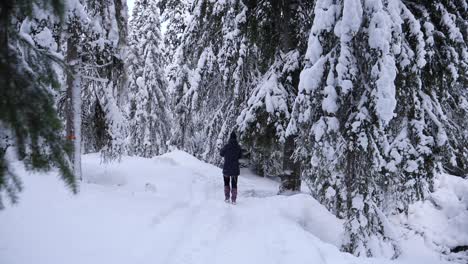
[0,0,467,261]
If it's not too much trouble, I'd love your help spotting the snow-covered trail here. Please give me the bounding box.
[0,151,461,264]
[98,151,346,264]
[133,177,334,264]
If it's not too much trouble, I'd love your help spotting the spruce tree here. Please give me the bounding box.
[168,1,313,191]
[158,0,191,64]
[407,0,467,178]
[0,0,76,208]
[237,0,312,192]
[127,0,171,157]
[168,0,256,162]
[288,0,467,257]
[79,0,129,161]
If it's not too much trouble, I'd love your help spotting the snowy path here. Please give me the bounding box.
[121,153,342,264]
[0,151,461,264]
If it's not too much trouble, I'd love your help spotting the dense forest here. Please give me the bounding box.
[1,0,466,258]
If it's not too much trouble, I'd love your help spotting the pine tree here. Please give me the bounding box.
[168,0,256,163]
[408,0,467,178]
[237,53,295,179]
[79,0,129,161]
[168,1,313,188]
[288,0,467,257]
[127,0,171,157]
[158,0,191,63]
[237,0,312,193]
[0,0,76,208]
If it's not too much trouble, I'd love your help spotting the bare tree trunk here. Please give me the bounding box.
[66,35,82,181]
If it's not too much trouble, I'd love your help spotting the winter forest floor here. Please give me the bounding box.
[0,150,467,264]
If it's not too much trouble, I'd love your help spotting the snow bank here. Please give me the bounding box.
[393,173,468,263]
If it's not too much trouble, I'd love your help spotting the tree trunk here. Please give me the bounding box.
[279,135,301,193]
[278,0,301,194]
[66,34,82,181]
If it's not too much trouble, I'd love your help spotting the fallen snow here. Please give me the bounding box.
[0,150,465,264]
[392,173,468,263]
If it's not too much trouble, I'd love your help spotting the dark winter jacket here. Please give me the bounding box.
[220,134,242,176]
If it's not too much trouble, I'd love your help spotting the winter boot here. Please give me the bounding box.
[231,188,237,204]
[224,186,230,202]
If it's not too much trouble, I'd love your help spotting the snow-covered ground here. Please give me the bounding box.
[0,150,466,264]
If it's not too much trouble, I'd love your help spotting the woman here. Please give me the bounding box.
[220,131,242,204]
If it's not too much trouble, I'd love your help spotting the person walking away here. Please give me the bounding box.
[220,131,241,204]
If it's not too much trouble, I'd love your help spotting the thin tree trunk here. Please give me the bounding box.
[66,34,82,181]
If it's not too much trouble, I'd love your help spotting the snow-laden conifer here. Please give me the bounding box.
[236,1,312,192]
[78,0,129,161]
[127,0,171,157]
[288,0,467,257]
[168,0,255,163]
[0,0,78,208]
